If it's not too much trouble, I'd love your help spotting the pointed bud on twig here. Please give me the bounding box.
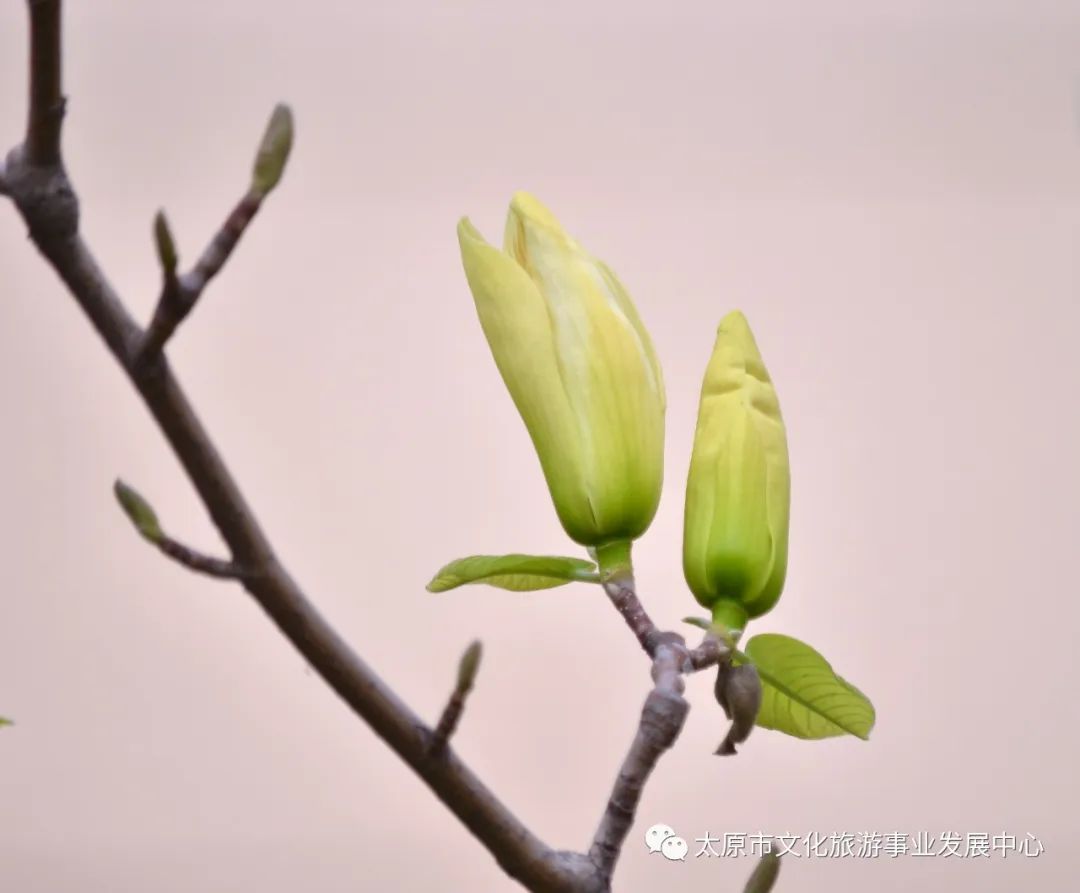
[430,639,485,755]
[153,210,177,276]
[113,479,163,543]
[743,848,781,892]
[714,661,762,756]
[251,104,294,198]
[457,640,483,691]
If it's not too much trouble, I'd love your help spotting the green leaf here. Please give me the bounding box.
[737,634,875,740]
[0,717,12,728]
[426,554,598,593]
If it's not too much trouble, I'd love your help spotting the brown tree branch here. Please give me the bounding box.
[3,5,603,891]
[4,167,605,893]
[601,574,660,656]
[2,4,743,891]
[25,0,64,166]
[588,634,692,875]
[154,538,247,580]
[689,633,726,671]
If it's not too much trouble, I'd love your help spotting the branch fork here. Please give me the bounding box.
[138,104,293,363]
[3,4,757,891]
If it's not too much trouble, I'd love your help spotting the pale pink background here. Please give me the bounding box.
[1,2,1078,891]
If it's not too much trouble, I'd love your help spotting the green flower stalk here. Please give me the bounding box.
[683,311,790,635]
[457,192,665,549]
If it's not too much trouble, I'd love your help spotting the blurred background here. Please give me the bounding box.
[1,1,1078,890]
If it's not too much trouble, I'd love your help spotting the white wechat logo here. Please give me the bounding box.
[645,824,675,854]
[644,824,687,861]
[661,836,689,861]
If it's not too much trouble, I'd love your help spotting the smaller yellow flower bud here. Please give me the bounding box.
[683,311,790,632]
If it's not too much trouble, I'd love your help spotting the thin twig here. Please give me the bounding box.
[429,640,483,756]
[601,575,659,657]
[139,105,291,361]
[7,181,601,893]
[156,537,247,580]
[25,0,64,166]
[588,636,691,876]
[5,5,746,889]
[113,478,245,580]
[186,191,265,293]
[3,6,602,891]
[139,191,264,360]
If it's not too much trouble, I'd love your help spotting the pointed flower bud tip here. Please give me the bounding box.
[251,103,294,197]
[113,479,163,543]
[153,211,177,274]
[743,849,781,893]
[683,312,790,622]
[458,192,665,546]
[456,640,483,690]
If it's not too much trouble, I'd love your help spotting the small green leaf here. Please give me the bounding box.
[0,717,12,727]
[426,554,598,593]
[113,479,163,543]
[682,616,711,631]
[251,103,294,197]
[737,634,875,740]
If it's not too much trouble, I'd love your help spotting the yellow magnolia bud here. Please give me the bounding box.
[683,311,790,633]
[457,192,665,547]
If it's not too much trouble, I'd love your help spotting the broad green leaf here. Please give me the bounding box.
[738,634,875,740]
[426,554,598,593]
